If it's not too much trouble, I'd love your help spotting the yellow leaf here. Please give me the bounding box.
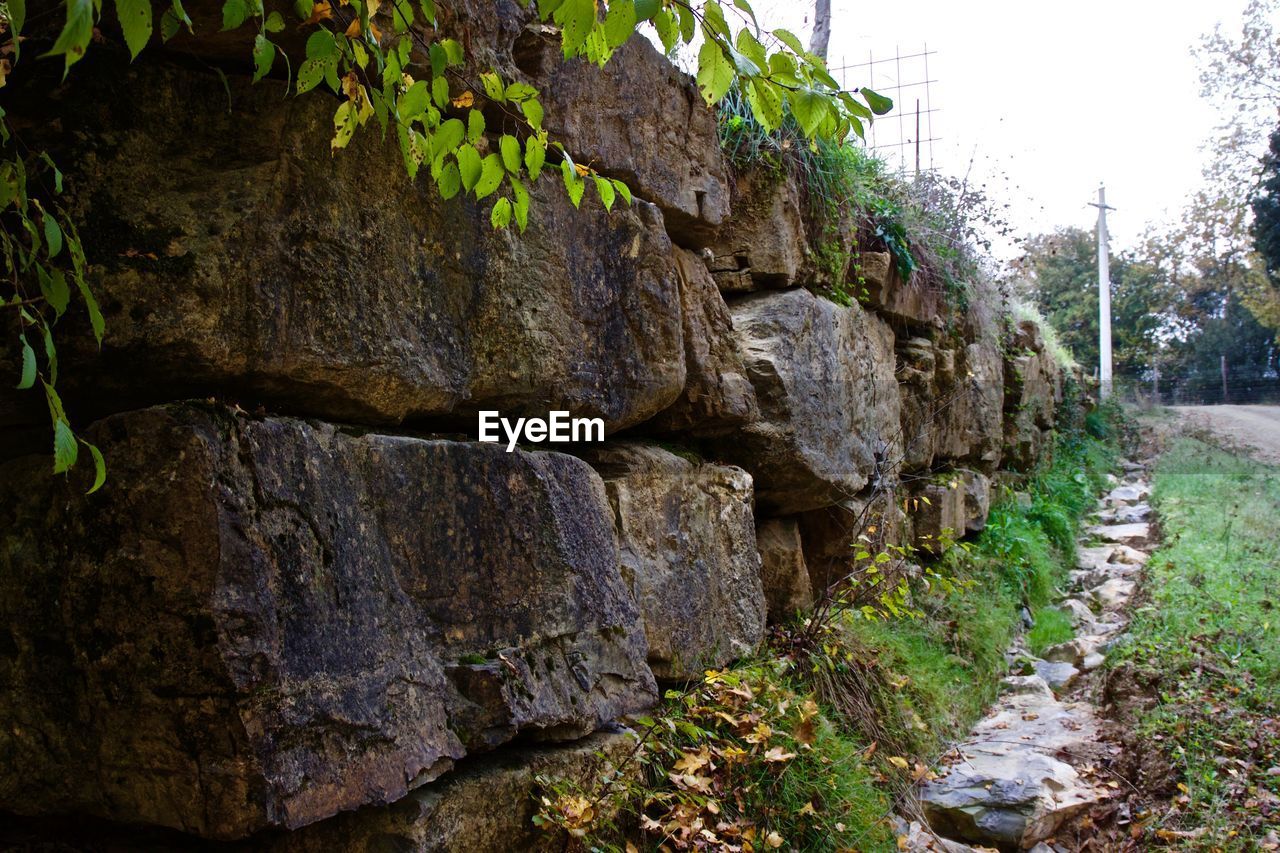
[887,755,910,770]
[344,17,362,37]
[303,1,333,24]
[763,746,796,763]
[452,91,475,108]
[574,162,591,177]
[765,830,785,848]
[796,801,816,816]
[673,748,711,774]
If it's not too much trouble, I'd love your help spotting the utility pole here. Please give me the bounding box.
[1090,186,1116,399]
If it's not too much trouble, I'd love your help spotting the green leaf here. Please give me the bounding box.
[74,274,105,345]
[116,0,153,59]
[296,58,327,94]
[8,0,25,36]
[45,0,95,75]
[499,135,522,174]
[594,175,615,211]
[431,75,450,108]
[252,34,276,82]
[39,267,70,317]
[16,335,36,390]
[695,40,734,105]
[555,0,595,57]
[505,82,539,102]
[221,0,249,30]
[41,323,58,385]
[480,72,506,103]
[490,197,512,229]
[772,28,805,54]
[265,10,286,31]
[610,178,632,206]
[331,101,357,151]
[603,0,636,49]
[52,418,78,474]
[43,215,63,258]
[84,441,107,494]
[788,87,825,137]
[432,118,465,160]
[511,178,530,232]
[419,0,437,25]
[522,98,544,131]
[860,87,894,116]
[701,0,729,38]
[440,38,465,66]
[675,3,694,42]
[745,78,782,132]
[392,0,413,31]
[438,161,462,199]
[474,154,504,199]
[399,80,431,121]
[735,28,767,73]
[161,7,182,40]
[561,159,585,208]
[457,144,482,191]
[633,0,658,20]
[652,9,677,53]
[524,134,546,179]
[467,107,485,141]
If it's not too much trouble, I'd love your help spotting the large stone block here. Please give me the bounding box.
[932,338,1006,470]
[709,171,809,291]
[650,248,758,436]
[1,60,685,436]
[0,404,655,839]
[534,37,731,248]
[723,289,902,515]
[275,729,640,853]
[854,251,944,328]
[584,443,766,680]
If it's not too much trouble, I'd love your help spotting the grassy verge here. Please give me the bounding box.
[535,407,1119,851]
[1108,436,1280,847]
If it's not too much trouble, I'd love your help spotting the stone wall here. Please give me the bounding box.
[0,4,1070,848]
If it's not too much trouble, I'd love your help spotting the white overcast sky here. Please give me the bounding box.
[746,0,1251,253]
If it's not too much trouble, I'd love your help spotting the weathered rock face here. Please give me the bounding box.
[0,60,685,435]
[855,251,944,328]
[0,404,655,839]
[535,38,731,247]
[650,248,759,436]
[756,518,814,623]
[723,289,902,515]
[584,443,766,680]
[709,171,808,291]
[274,729,639,853]
[1002,319,1065,472]
[961,470,993,533]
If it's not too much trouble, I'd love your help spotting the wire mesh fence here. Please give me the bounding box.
[1113,370,1280,407]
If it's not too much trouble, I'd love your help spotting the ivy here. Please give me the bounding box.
[1,0,893,486]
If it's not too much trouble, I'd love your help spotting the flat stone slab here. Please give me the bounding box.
[921,687,1105,848]
[1089,522,1150,546]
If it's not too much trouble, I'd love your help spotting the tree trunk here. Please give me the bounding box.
[810,0,832,61]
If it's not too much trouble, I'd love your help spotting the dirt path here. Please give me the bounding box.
[1172,404,1280,463]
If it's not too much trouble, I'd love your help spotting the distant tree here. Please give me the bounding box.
[1252,125,1280,279]
[1014,228,1168,377]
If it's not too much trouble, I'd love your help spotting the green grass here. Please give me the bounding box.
[1109,436,1280,847]
[1027,606,1075,656]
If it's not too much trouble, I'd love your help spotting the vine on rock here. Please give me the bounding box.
[1,0,892,484]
